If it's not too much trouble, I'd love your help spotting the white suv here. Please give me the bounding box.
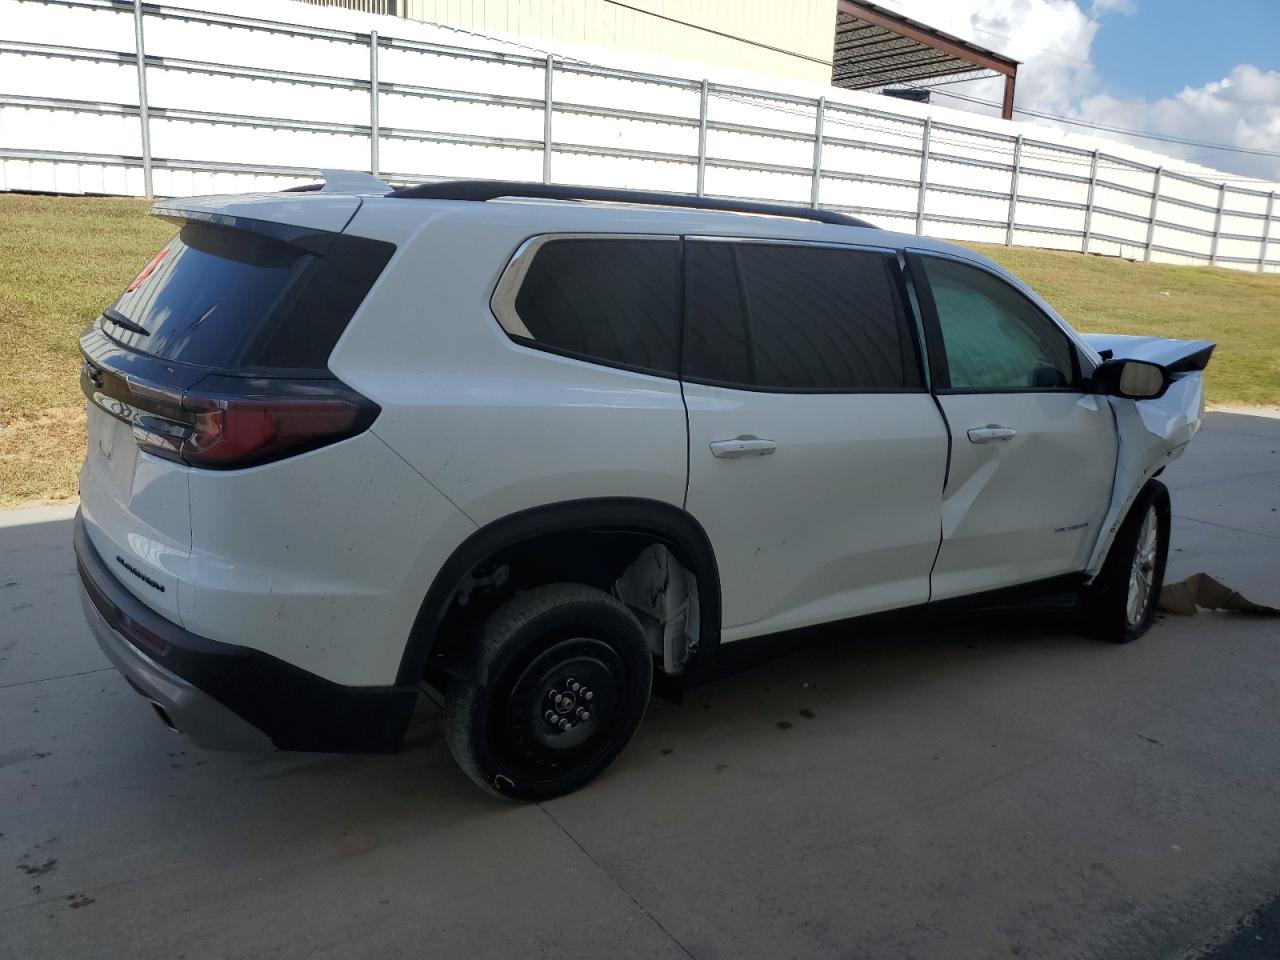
[75,177,1214,799]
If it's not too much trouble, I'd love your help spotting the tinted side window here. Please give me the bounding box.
[510,238,680,376]
[685,241,919,391]
[251,235,395,369]
[685,241,752,385]
[106,223,393,372]
[919,256,1078,391]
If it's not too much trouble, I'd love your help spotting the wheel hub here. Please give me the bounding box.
[504,639,621,761]
[543,676,596,731]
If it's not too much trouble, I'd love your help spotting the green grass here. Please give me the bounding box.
[970,242,1280,409]
[1,195,1278,508]
[0,195,172,506]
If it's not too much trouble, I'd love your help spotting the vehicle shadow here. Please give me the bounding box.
[0,495,1244,960]
[0,506,1171,853]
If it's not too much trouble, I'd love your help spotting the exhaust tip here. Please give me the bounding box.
[150,701,179,732]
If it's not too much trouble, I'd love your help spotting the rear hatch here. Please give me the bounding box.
[79,194,393,622]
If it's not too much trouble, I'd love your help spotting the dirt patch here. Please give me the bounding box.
[0,407,84,508]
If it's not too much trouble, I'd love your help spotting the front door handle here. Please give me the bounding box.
[967,424,1017,444]
[710,435,777,459]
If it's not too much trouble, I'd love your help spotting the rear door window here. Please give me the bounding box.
[501,237,681,377]
[106,222,393,373]
[684,240,922,391]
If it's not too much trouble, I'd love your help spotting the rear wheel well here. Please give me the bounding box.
[398,499,721,687]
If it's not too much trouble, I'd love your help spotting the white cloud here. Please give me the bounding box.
[880,0,1100,115]
[1091,0,1136,16]
[1076,65,1280,178]
[880,0,1280,181]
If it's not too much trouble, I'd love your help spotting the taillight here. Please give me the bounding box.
[127,377,378,470]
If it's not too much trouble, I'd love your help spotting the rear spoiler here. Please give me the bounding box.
[151,187,364,237]
[1083,334,1215,374]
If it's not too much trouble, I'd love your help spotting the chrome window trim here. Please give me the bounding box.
[685,235,900,257]
[489,232,680,342]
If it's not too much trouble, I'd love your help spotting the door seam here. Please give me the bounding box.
[926,391,953,603]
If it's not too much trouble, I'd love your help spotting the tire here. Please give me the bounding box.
[1084,479,1171,644]
[443,583,653,801]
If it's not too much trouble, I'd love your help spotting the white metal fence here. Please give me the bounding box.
[2,0,1278,273]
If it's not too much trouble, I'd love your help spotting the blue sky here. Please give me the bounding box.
[1091,0,1280,99]
[890,0,1280,179]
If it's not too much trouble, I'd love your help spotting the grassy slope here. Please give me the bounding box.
[971,243,1280,408]
[0,195,172,506]
[1,194,1277,507]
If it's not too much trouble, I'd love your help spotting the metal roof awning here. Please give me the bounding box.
[832,0,1020,118]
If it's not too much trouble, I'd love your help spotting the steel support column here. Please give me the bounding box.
[915,117,931,235]
[1005,134,1022,246]
[1144,167,1162,263]
[696,79,708,197]
[1209,183,1226,265]
[810,96,825,208]
[368,30,380,177]
[1261,192,1275,273]
[131,0,153,197]
[542,54,554,184]
[1081,149,1099,254]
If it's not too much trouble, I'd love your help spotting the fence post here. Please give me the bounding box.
[809,96,825,208]
[368,30,380,177]
[1005,134,1023,247]
[1209,183,1226,266]
[1144,166,1162,263]
[915,118,931,236]
[542,54,554,184]
[131,0,153,198]
[1260,191,1275,274]
[1081,149,1099,254]
[696,79,709,197]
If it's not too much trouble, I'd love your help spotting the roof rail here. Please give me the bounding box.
[386,180,876,229]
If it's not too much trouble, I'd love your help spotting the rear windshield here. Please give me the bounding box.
[105,221,394,372]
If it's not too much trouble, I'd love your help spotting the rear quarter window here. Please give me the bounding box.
[499,237,681,377]
[105,221,393,373]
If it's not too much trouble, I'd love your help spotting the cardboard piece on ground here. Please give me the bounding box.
[1159,572,1280,616]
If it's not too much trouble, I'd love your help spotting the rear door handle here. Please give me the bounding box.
[710,435,777,459]
[967,424,1017,443]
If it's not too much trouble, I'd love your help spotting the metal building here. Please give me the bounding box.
[832,1,1019,118]
[296,0,1020,117]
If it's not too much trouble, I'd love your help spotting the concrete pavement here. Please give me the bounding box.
[1,411,1277,960]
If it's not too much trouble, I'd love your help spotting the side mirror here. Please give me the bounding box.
[1092,358,1170,400]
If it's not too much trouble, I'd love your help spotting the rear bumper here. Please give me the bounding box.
[74,510,417,753]
[80,583,274,752]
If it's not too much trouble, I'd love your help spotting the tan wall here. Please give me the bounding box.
[395,0,835,83]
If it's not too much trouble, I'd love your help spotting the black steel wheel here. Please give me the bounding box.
[444,583,652,800]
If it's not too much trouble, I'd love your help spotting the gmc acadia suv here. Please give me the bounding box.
[75,177,1214,799]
